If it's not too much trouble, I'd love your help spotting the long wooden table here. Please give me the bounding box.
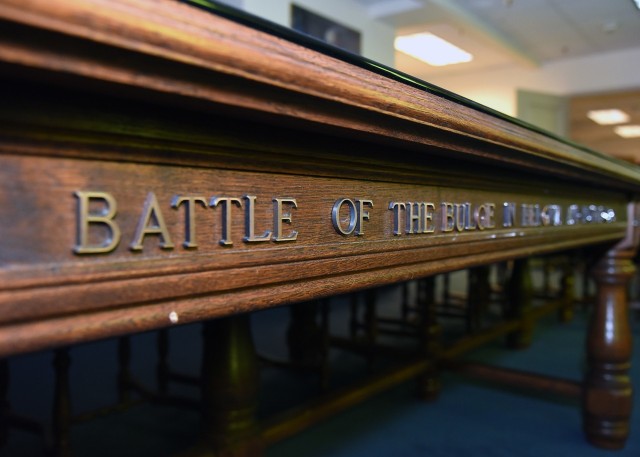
[0,0,638,454]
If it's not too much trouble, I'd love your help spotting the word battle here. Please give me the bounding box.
[73,191,617,254]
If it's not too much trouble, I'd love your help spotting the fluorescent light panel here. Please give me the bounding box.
[394,32,473,66]
[586,109,630,125]
[615,125,640,138]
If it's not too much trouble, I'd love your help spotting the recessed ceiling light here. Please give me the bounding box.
[614,125,640,138]
[586,109,630,125]
[634,0,640,11]
[394,32,473,67]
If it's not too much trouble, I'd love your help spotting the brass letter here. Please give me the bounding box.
[355,199,373,236]
[243,195,272,243]
[442,202,455,232]
[172,195,208,248]
[389,202,406,236]
[503,202,516,228]
[422,203,436,233]
[541,204,562,226]
[454,203,466,232]
[332,198,357,236]
[567,204,580,225]
[273,198,298,242]
[474,204,495,230]
[484,203,496,229]
[210,196,242,246]
[74,191,121,254]
[406,202,421,234]
[463,203,477,231]
[521,204,541,227]
[130,192,175,252]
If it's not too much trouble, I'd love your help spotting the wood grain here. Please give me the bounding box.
[0,0,638,187]
[0,0,638,357]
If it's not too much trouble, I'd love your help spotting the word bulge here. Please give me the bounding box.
[73,191,297,254]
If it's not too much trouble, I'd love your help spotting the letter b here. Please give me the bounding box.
[74,191,121,254]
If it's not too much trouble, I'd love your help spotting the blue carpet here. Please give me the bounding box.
[267,310,640,457]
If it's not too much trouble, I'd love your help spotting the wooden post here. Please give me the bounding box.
[558,259,575,323]
[417,276,441,401]
[201,315,261,457]
[0,360,8,448]
[364,289,378,372]
[287,301,322,370]
[584,252,634,448]
[467,266,491,333]
[505,258,533,349]
[583,203,638,449]
[117,336,132,403]
[52,348,72,457]
[157,329,169,395]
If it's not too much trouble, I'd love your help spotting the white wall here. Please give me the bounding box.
[241,0,396,67]
[427,46,640,117]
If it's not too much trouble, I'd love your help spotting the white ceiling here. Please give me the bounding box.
[354,0,640,78]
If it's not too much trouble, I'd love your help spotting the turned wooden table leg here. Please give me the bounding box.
[287,300,323,370]
[52,348,72,457]
[201,315,261,457]
[157,329,170,395]
[505,258,533,349]
[117,336,132,403]
[583,248,635,449]
[467,266,491,333]
[417,276,441,401]
[558,258,575,323]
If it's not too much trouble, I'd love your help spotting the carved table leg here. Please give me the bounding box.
[117,336,132,403]
[583,249,635,449]
[52,348,72,457]
[467,266,491,333]
[0,360,8,448]
[157,329,170,395]
[417,276,441,401]
[287,300,322,370]
[558,259,575,323]
[364,289,378,372]
[505,258,533,349]
[201,315,261,457]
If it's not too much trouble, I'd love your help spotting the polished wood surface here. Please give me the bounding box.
[0,0,637,357]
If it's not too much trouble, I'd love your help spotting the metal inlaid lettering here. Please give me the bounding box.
[74,191,121,254]
[540,204,562,226]
[476,203,495,230]
[130,192,175,251]
[332,198,357,235]
[421,203,436,233]
[441,202,455,232]
[211,196,242,246]
[454,203,466,232]
[389,202,406,236]
[503,202,516,228]
[406,202,421,234]
[355,199,373,236]
[273,198,298,242]
[171,195,207,248]
[521,204,541,227]
[70,187,622,257]
[243,195,272,243]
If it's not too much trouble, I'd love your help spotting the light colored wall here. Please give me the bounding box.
[427,46,640,117]
[242,0,396,67]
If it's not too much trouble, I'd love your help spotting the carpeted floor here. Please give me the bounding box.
[267,309,640,457]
